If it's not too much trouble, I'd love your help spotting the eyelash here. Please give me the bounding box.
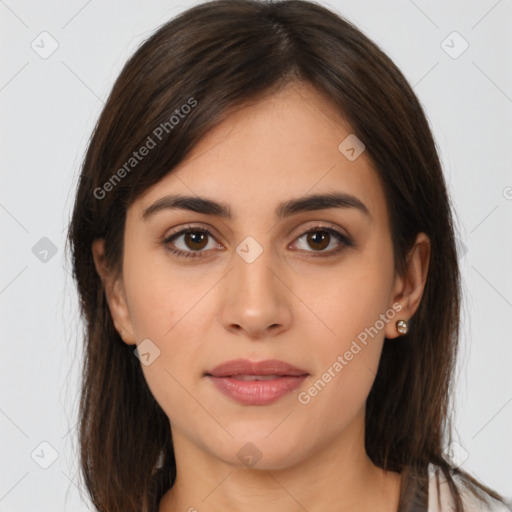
[162,223,353,260]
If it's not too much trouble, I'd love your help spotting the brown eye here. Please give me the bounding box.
[163,224,352,260]
[293,226,352,256]
[163,226,218,258]
[305,231,331,251]
[183,231,209,251]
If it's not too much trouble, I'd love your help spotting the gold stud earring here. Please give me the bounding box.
[396,319,408,335]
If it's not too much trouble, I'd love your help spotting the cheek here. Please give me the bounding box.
[296,253,393,401]
[295,277,390,433]
[122,246,211,341]
[122,251,218,399]
[302,254,393,344]
[123,258,210,422]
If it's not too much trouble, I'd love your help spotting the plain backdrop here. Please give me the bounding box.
[1,0,511,510]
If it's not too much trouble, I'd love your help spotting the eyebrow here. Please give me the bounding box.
[142,192,371,221]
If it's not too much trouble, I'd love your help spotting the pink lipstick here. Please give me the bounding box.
[205,358,308,405]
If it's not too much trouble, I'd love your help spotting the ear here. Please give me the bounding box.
[91,238,137,345]
[385,232,431,340]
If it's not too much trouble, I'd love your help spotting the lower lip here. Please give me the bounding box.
[207,375,308,405]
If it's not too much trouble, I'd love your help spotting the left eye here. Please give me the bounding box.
[163,225,352,259]
[293,227,351,255]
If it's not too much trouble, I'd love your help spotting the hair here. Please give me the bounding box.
[66,0,510,511]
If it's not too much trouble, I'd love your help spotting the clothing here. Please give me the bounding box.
[427,463,512,511]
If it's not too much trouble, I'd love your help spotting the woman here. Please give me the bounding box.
[66,0,511,510]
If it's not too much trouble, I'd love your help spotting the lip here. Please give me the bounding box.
[205,358,309,405]
[205,358,308,378]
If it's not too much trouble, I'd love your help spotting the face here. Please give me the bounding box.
[94,82,428,470]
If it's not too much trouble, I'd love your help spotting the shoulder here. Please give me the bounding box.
[427,463,512,512]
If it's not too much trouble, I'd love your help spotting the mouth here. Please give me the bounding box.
[205,358,309,378]
[218,374,290,381]
[204,358,309,405]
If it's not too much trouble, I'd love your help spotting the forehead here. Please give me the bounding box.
[131,82,388,227]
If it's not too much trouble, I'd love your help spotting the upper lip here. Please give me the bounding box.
[205,358,309,377]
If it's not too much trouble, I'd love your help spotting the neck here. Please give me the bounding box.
[159,410,402,512]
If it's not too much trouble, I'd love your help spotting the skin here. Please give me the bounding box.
[92,81,430,512]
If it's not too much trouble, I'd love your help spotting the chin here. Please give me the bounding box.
[211,431,307,471]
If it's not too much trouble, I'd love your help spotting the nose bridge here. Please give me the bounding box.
[220,234,291,336]
[233,235,279,305]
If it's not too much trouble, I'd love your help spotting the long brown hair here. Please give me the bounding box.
[66,1,509,510]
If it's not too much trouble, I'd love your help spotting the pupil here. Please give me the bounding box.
[183,230,331,252]
[308,231,329,250]
[187,231,207,250]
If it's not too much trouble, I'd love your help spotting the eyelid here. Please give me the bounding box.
[162,223,224,256]
[164,221,349,242]
[292,221,349,240]
[162,221,352,258]
[163,223,221,242]
[290,222,353,256]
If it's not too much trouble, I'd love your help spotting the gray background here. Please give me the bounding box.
[1,0,511,510]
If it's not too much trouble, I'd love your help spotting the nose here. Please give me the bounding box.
[220,242,292,339]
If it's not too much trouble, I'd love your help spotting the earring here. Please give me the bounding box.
[396,319,408,335]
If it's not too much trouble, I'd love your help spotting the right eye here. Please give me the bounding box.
[162,225,220,259]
